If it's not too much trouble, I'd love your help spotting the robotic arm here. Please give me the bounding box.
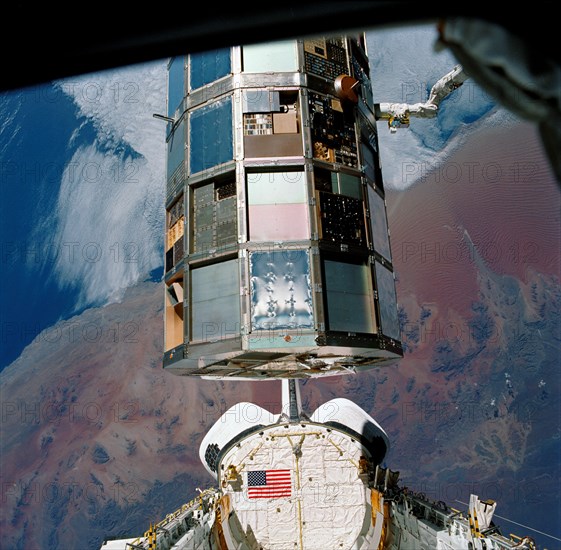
[376,64,468,131]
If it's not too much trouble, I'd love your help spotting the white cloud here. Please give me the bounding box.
[0,95,22,158]
[38,60,167,309]
[60,62,166,170]
[48,143,162,308]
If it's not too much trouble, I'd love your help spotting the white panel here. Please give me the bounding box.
[247,171,306,205]
[243,40,298,73]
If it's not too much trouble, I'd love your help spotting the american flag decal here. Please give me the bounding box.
[247,470,291,499]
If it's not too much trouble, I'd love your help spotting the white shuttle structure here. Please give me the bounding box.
[101,381,537,550]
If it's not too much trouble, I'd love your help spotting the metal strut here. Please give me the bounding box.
[281,379,305,422]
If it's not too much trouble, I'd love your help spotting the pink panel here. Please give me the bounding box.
[249,204,309,241]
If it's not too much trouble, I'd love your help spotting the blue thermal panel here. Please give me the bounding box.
[324,260,375,334]
[250,250,313,331]
[189,97,233,174]
[367,187,392,262]
[189,48,231,90]
[374,261,400,340]
[167,119,184,180]
[243,41,298,73]
[191,260,240,342]
[168,56,185,117]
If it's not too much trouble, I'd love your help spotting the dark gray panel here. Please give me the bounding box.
[216,196,236,221]
[196,204,214,227]
[361,142,376,182]
[374,261,399,341]
[324,260,375,333]
[216,221,237,247]
[368,187,392,262]
[191,260,240,342]
[194,184,214,206]
[194,227,214,252]
[339,173,362,199]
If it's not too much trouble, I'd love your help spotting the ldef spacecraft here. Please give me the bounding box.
[162,36,403,379]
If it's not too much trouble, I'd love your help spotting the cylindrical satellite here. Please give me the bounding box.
[162,35,402,379]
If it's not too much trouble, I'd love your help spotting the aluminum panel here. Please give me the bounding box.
[189,48,231,90]
[196,204,214,227]
[324,260,375,333]
[368,187,392,262]
[242,90,280,113]
[194,184,214,205]
[194,227,214,252]
[216,196,236,221]
[374,261,400,340]
[243,40,298,73]
[272,111,298,134]
[247,171,306,205]
[250,250,313,331]
[216,221,237,247]
[190,97,233,174]
[191,260,240,342]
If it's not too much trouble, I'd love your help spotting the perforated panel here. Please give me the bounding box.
[193,180,237,253]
